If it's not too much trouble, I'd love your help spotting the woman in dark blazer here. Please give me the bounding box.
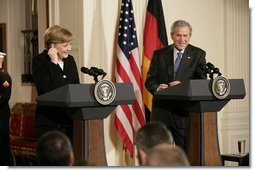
[32,25,80,143]
[145,20,207,153]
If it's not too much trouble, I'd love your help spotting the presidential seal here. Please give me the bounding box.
[212,76,231,99]
[94,79,116,105]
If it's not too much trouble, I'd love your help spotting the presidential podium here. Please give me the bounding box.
[154,79,245,166]
[36,83,135,166]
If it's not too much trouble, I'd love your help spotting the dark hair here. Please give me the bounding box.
[136,121,174,151]
[37,130,73,166]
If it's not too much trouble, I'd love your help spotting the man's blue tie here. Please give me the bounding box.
[174,52,182,80]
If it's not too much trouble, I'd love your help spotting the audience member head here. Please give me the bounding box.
[37,130,74,166]
[146,143,190,166]
[135,121,174,166]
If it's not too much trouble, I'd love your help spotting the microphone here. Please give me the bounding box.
[81,67,99,82]
[206,62,215,69]
[81,67,98,77]
[206,62,215,79]
[80,66,90,74]
[204,62,222,79]
[90,67,107,79]
[213,67,222,76]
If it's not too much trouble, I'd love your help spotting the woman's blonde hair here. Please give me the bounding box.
[44,25,74,50]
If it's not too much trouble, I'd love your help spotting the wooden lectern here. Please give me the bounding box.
[154,79,245,166]
[36,83,135,166]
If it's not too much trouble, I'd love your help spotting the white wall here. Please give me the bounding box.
[0,0,249,166]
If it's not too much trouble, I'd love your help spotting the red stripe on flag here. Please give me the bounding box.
[116,57,131,83]
[115,115,134,156]
[129,53,143,91]
[132,100,145,127]
[121,104,133,129]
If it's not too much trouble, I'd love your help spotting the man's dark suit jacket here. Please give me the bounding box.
[145,44,207,151]
[145,44,207,94]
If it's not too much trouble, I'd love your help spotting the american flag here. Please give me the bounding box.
[115,0,145,157]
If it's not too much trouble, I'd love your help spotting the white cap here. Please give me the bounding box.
[0,52,6,59]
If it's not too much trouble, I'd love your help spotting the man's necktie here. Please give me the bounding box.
[174,52,182,80]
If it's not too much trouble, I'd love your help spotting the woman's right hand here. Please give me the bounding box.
[48,44,58,64]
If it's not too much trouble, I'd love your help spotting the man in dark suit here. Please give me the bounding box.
[145,20,207,153]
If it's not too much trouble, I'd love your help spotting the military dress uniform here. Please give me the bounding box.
[0,68,12,165]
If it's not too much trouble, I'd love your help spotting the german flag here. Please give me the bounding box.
[142,0,168,122]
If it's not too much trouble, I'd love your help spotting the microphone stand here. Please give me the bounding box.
[93,75,98,83]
